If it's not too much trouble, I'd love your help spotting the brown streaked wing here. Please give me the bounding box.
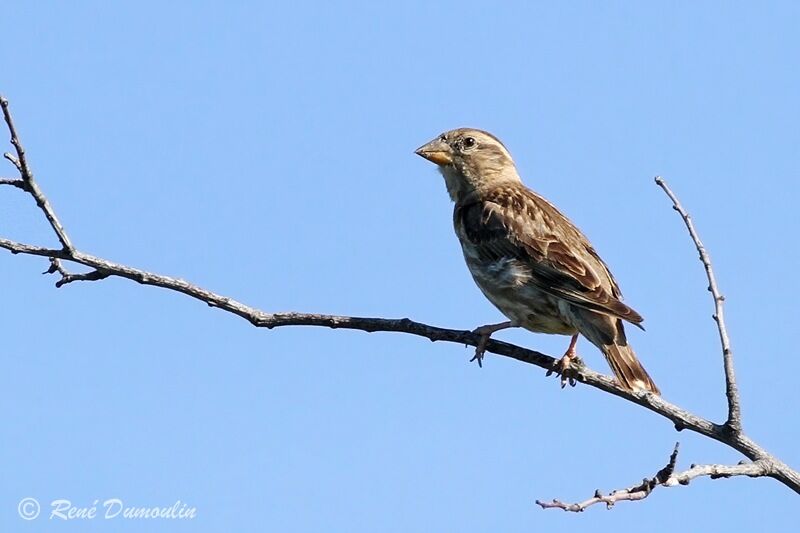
[457,185,644,326]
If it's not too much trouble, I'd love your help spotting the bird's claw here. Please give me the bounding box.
[469,329,492,368]
[468,321,514,368]
[546,354,583,388]
[469,324,501,368]
[469,350,484,367]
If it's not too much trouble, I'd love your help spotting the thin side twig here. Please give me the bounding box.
[664,460,769,487]
[537,443,680,511]
[537,443,769,512]
[654,176,741,434]
[44,257,110,288]
[0,96,74,252]
[0,177,28,190]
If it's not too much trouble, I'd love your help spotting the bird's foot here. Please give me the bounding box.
[546,352,584,388]
[469,321,512,367]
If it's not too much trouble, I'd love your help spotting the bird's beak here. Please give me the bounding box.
[415,138,453,166]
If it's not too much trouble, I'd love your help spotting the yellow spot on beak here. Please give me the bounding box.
[415,149,452,165]
[415,138,453,166]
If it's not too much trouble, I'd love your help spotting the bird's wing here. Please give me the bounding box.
[456,185,643,326]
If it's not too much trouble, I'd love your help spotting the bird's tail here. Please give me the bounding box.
[601,343,660,395]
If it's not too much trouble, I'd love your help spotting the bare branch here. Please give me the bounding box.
[537,443,680,511]
[1,96,798,503]
[655,176,741,434]
[44,257,110,288]
[537,443,770,512]
[664,460,769,487]
[4,151,21,171]
[1,96,74,252]
[0,177,27,190]
[3,235,799,494]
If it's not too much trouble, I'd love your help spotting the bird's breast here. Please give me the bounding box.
[459,244,577,335]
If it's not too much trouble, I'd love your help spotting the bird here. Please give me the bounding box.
[414,128,659,394]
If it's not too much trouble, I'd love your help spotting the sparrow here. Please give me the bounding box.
[415,128,659,394]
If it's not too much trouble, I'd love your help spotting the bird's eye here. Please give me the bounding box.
[462,137,476,149]
[439,134,447,142]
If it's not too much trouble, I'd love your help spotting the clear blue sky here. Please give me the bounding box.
[2,2,798,531]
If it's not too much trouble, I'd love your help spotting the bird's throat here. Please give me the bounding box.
[439,165,472,202]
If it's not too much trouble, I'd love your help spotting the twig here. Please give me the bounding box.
[537,443,680,511]
[1,96,798,502]
[0,96,74,252]
[4,151,21,171]
[0,177,27,190]
[655,176,741,434]
[537,443,770,511]
[664,459,769,486]
[44,257,110,288]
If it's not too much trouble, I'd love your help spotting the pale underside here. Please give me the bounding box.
[462,250,579,336]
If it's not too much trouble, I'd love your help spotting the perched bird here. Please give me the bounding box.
[415,128,659,394]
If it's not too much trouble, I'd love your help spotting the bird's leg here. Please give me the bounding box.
[470,321,514,367]
[546,334,583,388]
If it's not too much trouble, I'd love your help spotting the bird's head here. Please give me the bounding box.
[415,128,520,201]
